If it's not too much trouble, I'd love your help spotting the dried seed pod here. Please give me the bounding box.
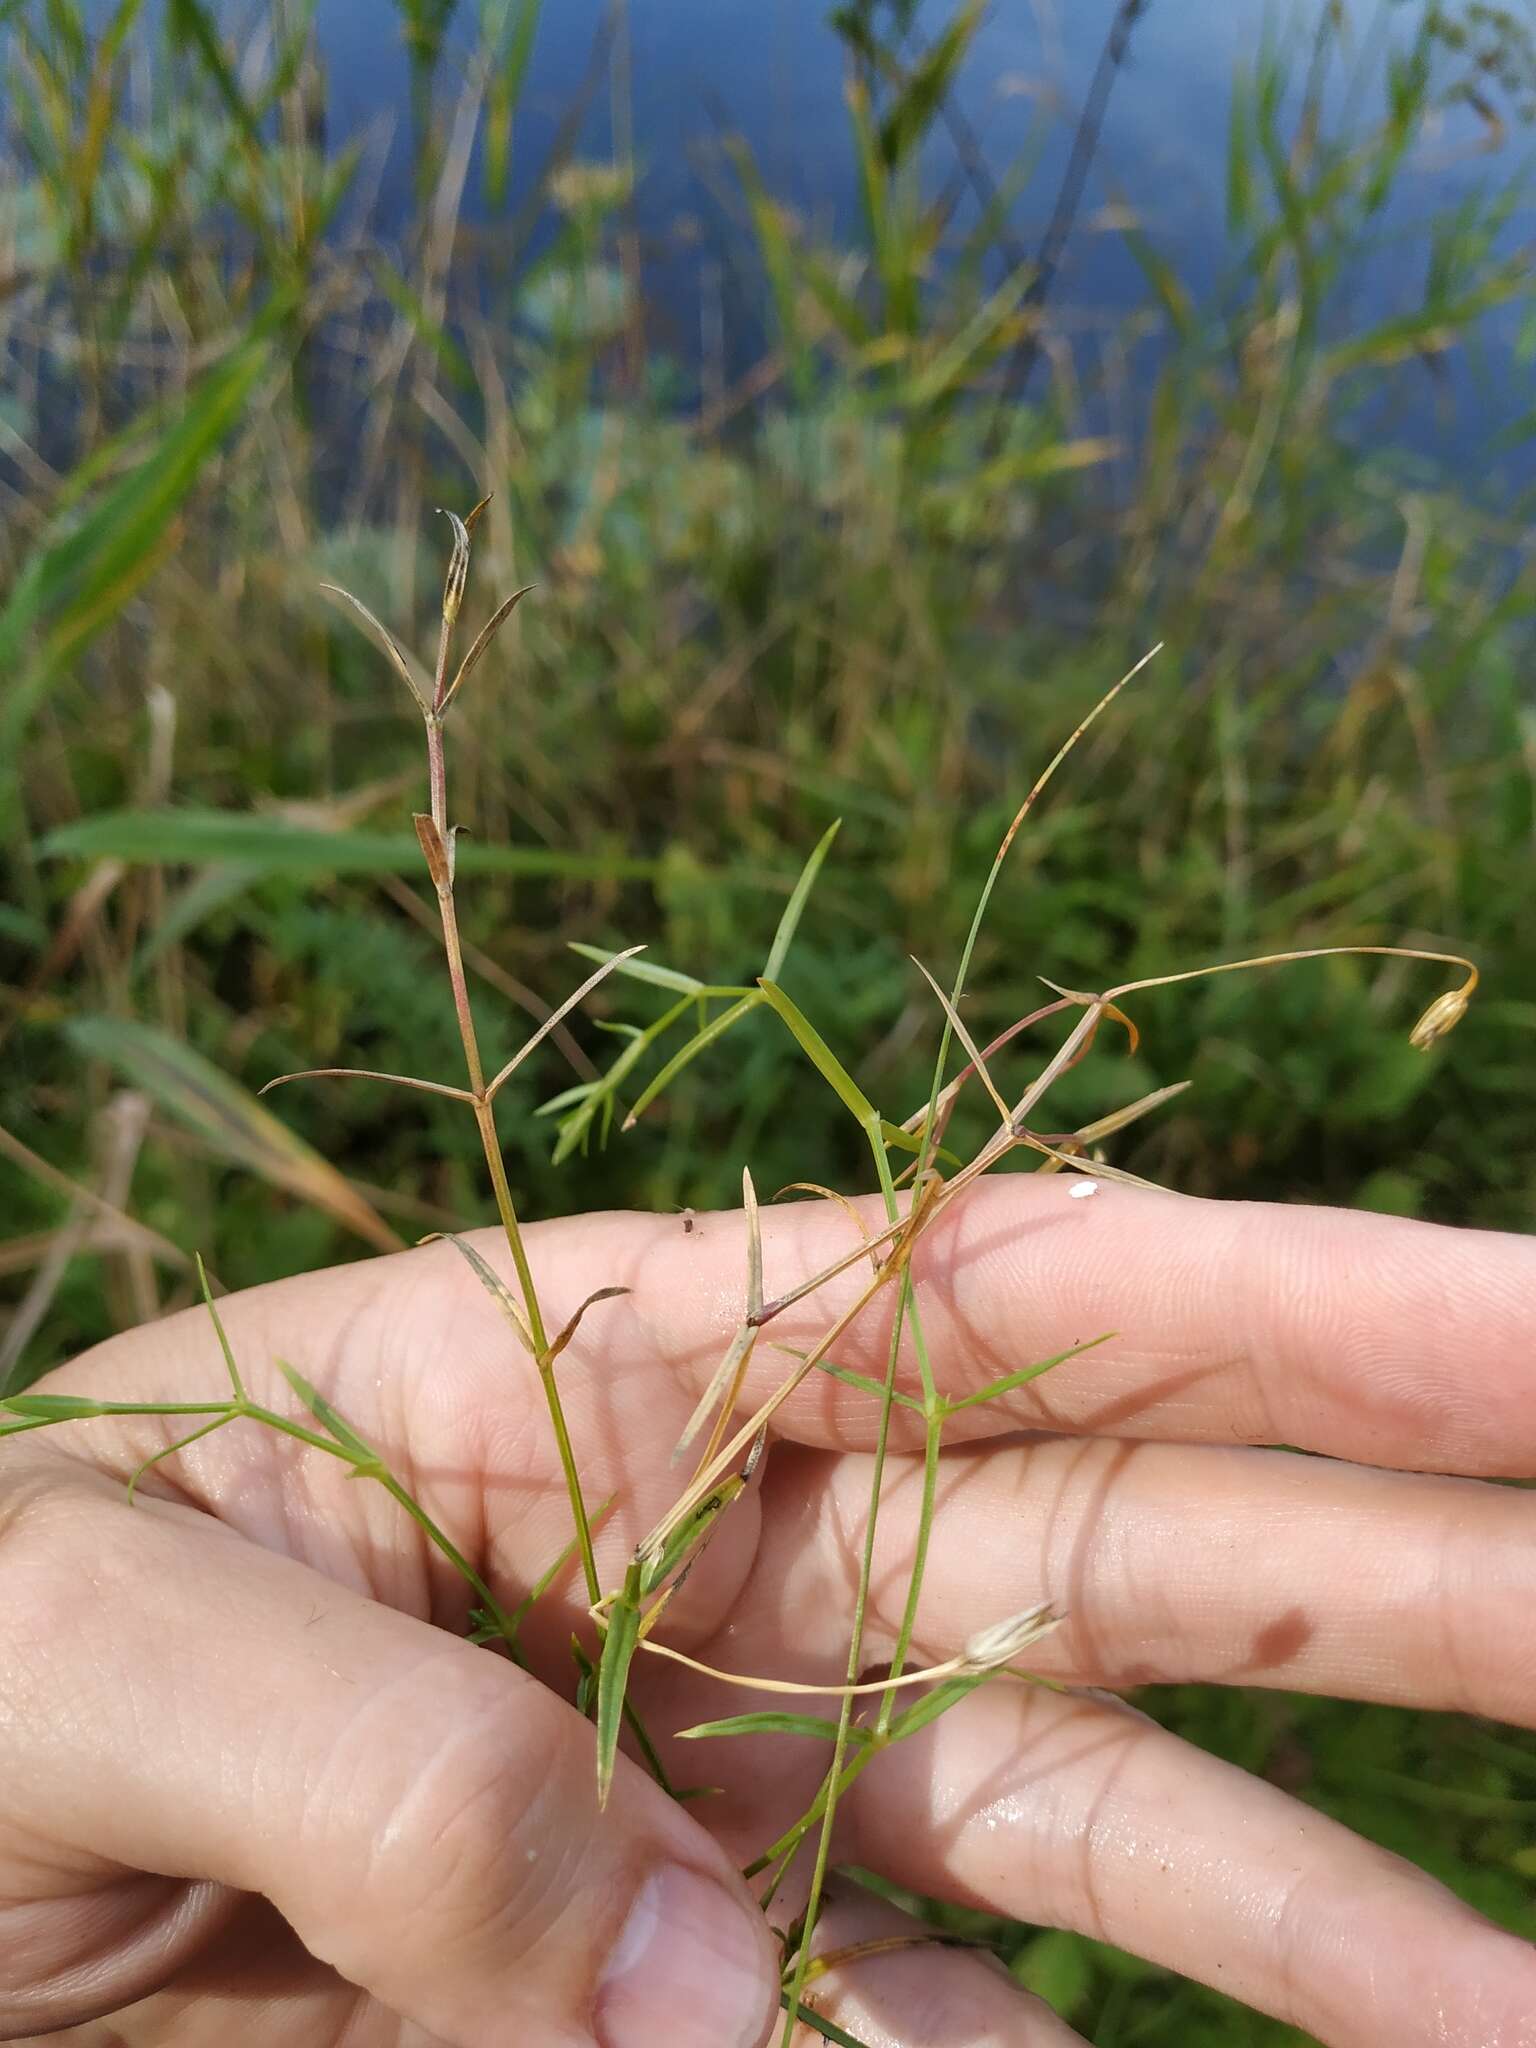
[1409,985,1472,1049]
[438,508,472,625]
[959,1602,1061,1673]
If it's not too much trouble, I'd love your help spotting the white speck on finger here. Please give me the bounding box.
[1068,1180,1099,1199]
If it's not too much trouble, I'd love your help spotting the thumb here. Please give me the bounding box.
[0,1461,779,2048]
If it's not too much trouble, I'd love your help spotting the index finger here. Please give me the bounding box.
[585,1177,1535,1475]
[54,1178,1536,1483]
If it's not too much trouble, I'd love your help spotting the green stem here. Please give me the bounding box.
[873,1392,941,1740]
[751,1736,885,1890]
[2,1392,519,1639]
[375,1469,519,1642]
[475,1102,598,1605]
[776,1116,910,2044]
[424,706,598,1608]
[126,1413,237,1503]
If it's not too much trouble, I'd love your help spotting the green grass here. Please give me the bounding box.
[2,1,1534,2040]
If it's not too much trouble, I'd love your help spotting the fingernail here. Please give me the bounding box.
[596,1863,776,2048]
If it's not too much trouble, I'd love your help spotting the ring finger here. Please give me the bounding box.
[843,1678,1536,2048]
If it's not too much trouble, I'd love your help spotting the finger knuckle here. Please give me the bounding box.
[0,1466,113,1698]
[325,1651,595,1964]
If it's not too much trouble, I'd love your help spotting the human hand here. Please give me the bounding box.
[2,1179,1533,2047]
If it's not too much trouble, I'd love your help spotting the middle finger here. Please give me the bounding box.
[751,1438,1536,1727]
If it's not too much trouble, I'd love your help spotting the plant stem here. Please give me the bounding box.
[427,710,449,844]
[872,1379,941,1741]
[777,1118,919,2043]
[422,634,599,1605]
[376,1467,517,1639]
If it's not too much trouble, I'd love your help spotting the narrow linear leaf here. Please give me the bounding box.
[42,811,665,883]
[277,1359,380,1471]
[900,261,1031,410]
[552,997,696,1163]
[762,818,841,980]
[726,137,817,399]
[621,993,761,1129]
[483,0,546,206]
[544,1286,630,1367]
[0,335,271,657]
[1034,1080,1191,1173]
[132,861,265,973]
[258,1066,475,1104]
[780,1995,871,2048]
[943,1335,1112,1415]
[439,1232,535,1354]
[168,0,263,144]
[638,1476,747,1599]
[535,1080,596,1118]
[508,1493,618,1631]
[673,1168,771,1472]
[197,1252,245,1402]
[441,586,534,710]
[321,583,431,712]
[1071,1079,1190,1144]
[485,947,646,1100]
[3,1396,233,1420]
[1,1393,120,1420]
[1018,1136,1165,1190]
[743,1166,763,1319]
[679,1712,858,1743]
[887,1672,991,1742]
[567,943,716,997]
[595,1586,643,1807]
[126,1415,234,1506]
[803,1355,924,1413]
[757,981,877,1127]
[372,251,476,384]
[880,1119,961,1170]
[877,0,983,167]
[911,957,1011,1127]
[0,332,275,821]
[673,1321,755,1466]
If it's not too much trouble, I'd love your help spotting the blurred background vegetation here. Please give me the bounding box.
[1,0,1533,2038]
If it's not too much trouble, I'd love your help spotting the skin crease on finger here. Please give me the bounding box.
[11,1181,1535,2048]
[10,1895,442,2048]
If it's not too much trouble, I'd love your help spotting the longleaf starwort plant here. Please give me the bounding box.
[0,506,1479,2046]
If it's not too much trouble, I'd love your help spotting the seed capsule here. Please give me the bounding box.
[1409,987,1470,1050]
[960,1603,1061,1672]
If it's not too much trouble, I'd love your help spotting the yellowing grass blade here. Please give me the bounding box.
[65,1015,400,1253]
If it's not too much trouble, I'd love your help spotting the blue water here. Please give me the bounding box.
[291,1,1530,464]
